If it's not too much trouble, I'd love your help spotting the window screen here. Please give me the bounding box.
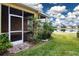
[11,16,22,31]
[1,5,8,33]
[24,12,34,31]
[10,7,22,16]
[11,32,22,42]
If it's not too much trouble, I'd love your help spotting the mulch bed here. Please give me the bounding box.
[2,42,35,56]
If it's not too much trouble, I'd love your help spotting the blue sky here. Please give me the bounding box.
[40,3,79,27]
[42,3,79,14]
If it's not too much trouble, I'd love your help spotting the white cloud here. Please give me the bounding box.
[55,18,61,24]
[23,3,43,12]
[74,5,79,11]
[54,13,65,19]
[67,12,76,19]
[60,15,65,19]
[33,4,43,12]
[53,13,61,18]
[77,17,79,20]
[47,6,66,26]
[50,6,66,13]
[73,5,79,16]
[73,11,79,16]
[47,6,67,16]
[47,4,79,27]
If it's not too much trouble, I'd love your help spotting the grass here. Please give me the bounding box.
[15,32,79,56]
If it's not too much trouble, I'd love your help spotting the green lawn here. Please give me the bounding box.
[16,32,79,56]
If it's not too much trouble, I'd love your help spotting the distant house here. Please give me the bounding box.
[0,3,48,45]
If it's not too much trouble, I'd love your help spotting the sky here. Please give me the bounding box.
[39,3,79,27]
[42,3,79,13]
[26,3,79,27]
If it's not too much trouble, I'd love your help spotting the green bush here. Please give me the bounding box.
[77,31,79,38]
[42,31,51,39]
[35,21,54,40]
[32,17,54,42]
[0,34,12,55]
[41,21,54,39]
[33,34,41,43]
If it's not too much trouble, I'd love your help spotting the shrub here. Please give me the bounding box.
[32,17,54,42]
[42,21,54,39]
[77,31,79,38]
[35,21,54,40]
[0,34,12,55]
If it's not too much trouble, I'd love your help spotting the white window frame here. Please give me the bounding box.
[9,13,24,45]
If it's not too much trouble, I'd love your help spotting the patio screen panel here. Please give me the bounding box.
[1,5,8,33]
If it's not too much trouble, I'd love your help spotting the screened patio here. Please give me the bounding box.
[1,5,34,45]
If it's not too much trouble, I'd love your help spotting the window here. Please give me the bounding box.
[11,16,22,31]
[11,32,22,42]
[24,12,34,31]
[10,7,22,16]
[1,5,8,33]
